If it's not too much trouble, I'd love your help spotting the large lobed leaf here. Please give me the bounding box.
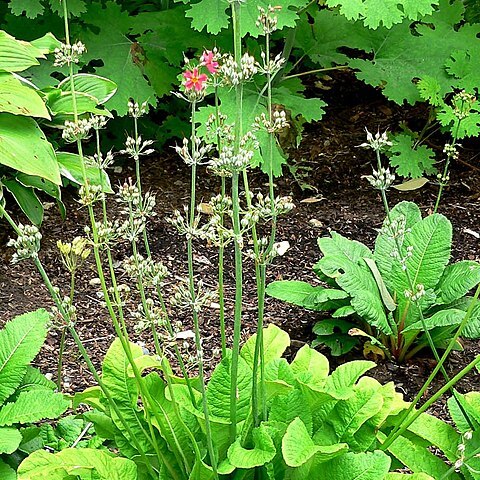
[0,309,49,405]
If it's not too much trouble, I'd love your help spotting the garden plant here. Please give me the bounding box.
[0,0,480,479]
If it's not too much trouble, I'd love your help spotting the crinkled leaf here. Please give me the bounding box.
[241,324,290,368]
[320,450,391,478]
[403,308,465,333]
[0,390,69,426]
[324,360,376,399]
[270,388,313,434]
[17,448,137,480]
[388,133,436,178]
[0,309,48,405]
[291,345,329,385]
[446,49,480,93]
[436,260,480,304]
[227,424,276,468]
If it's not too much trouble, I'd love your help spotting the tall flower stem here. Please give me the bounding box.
[229,0,245,444]
[187,102,218,478]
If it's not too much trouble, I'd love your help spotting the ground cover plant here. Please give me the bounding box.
[0,0,480,479]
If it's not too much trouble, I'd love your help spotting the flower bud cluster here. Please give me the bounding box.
[7,224,42,263]
[365,167,395,191]
[54,41,86,67]
[253,109,289,133]
[358,128,393,152]
[174,137,213,167]
[219,53,258,86]
[256,5,282,34]
[171,279,217,313]
[123,254,169,287]
[381,215,411,244]
[79,184,105,206]
[404,283,425,302]
[167,207,214,241]
[391,245,413,272]
[90,115,109,131]
[128,100,149,118]
[57,237,91,273]
[50,295,77,329]
[88,150,114,170]
[84,219,125,248]
[133,298,167,333]
[120,135,155,161]
[453,91,476,120]
[242,193,294,228]
[62,119,93,143]
[443,143,459,160]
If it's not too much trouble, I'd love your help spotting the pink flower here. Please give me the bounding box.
[200,50,219,74]
[183,67,208,91]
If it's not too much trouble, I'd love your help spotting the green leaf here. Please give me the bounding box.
[207,354,252,422]
[282,417,347,467]
[270,388,313,433]
[0,309,48,405]
[0,73,50,118]
[56,152,113,193]
[228,424,276,468]
[9,0,45,18]
[0,31,41,72]
[48,0,87,17]
[0,390,69,426]
[2,178,44,226]
[185,0,229,34]
[403,308,465,333]
[437,99,480,139]
[0,459,16,480]
[0,114,60,184]
[0,426,22,454]
[312,320,359,356]
[291,345,329,385]
[326,0,438,29]
[363,257,396,312]
[266,280,317,305]
[241,324,290,367]
[436,261,480,304]
[58,74,117,105]
[324,360,376,399]
[320,450,391,478]
[386,474,434,479]
[30,33,62,55]
[45,89,105,117]
[417,75,443,106]
[81,2,156,116]
[17,448,137,480]
[388,133,436,178]
[445,49,480,93]
[18,366,56,393]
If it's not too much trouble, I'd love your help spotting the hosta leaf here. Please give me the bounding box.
[0,427,22,454]
[17,448,137,480]
[81,2,156,115]
[0,309,48,405]
[9,0,45,18]
[0,459,16,480]
[241,324,290,368]
[0,31,42,72]
[227,424,276,468]
[282,417,347,467]
[266,280,317,305]
[2,178,44,226]
[58,74,117,105]
[388,133,436,178]
[0,114,60,184]
[0,73,50,118]
[436,261,480,304]
[0,390,69,426]
[207,354,252,422]
[320,450,391,478]
[326,0,438,29]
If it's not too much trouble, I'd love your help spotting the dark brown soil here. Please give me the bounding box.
[1,70,479,419]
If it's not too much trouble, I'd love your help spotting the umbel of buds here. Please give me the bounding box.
[54,41,86,67]
[7,224,42,263]
[358,128,393,152]
[57,237,91,273]
[365,167,395,191]
[128,100,149,118]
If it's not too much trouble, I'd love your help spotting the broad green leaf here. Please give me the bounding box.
[282,417,347,467]
[403,308,465,333]
[417,75,443,106]
[30,33,61,55]
[266,280,317,305]
[270,388,313,434]
[324,360,376,399]
[207,354,252,422]
[363,257,396,311]
[320,450,391,478]
[0,459,16,480]
[0,426,22,454]
[9,0,45,18]
[17,366,56,393]
[49,0,87,17]
[17,448,137,480]
[386,474,434,479]
[45,89,106,116]
[388,133,436,178]
[58,74,117,105]
[0,114,60,184]
[81,2,156,115]
[56,152,113,193]
[291,345,329,385]
[241,324,290,367]
[436,261,480,304]
[448,391,480,433]
[382,431,459,479]
[0,390,69,426]
[0,31,42,72]
[2,178,43,226]
[189,460,215,480]
[185,0,229,34]
[317,232,391,334]
[445,49,480,94]
[228,424,276,468]
[0,73,50,118]
[326,0,438,28]
[0,309,48,405]
[312,318,359,356]
[328,377,384,443]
